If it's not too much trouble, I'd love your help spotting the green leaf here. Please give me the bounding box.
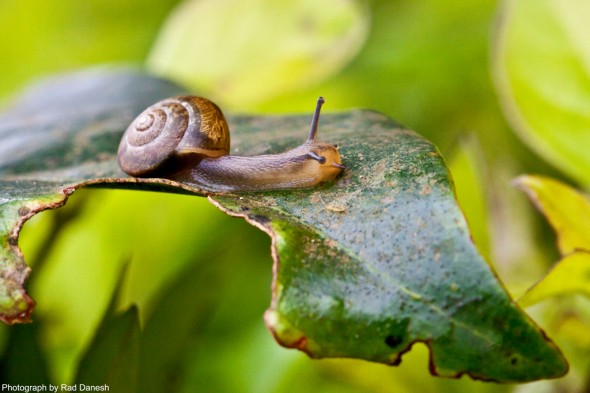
[75,306,140,390]
[0,190,63,323]
[0,323,51,384]
[75,263,140,390]
[0,68,567,382]
[494,0,590,185]
[0,67,187,323]
[447,136,491,261]
[210,146,567,381]
[138,250,223,393]
[147,0,369,108]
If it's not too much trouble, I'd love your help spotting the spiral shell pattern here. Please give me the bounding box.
[117,96,230,177]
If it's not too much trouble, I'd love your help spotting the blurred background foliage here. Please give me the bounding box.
[0,0,588,391]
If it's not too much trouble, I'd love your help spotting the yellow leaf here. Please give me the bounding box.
[515,175,590,254]
[518,251,590,307]
[556,314,590,349]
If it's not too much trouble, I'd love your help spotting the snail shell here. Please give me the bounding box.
[118,96,229,176]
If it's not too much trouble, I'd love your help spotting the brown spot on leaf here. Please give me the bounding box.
[17,206,31,216]
[420,184,432,195]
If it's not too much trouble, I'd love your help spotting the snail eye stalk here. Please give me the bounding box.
[306,97,325,142]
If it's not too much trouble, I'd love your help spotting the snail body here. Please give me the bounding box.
[118,96,344,192]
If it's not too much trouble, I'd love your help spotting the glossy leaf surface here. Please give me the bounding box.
[0,68,567,382]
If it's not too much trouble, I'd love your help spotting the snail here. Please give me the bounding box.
[117,96,344,192]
